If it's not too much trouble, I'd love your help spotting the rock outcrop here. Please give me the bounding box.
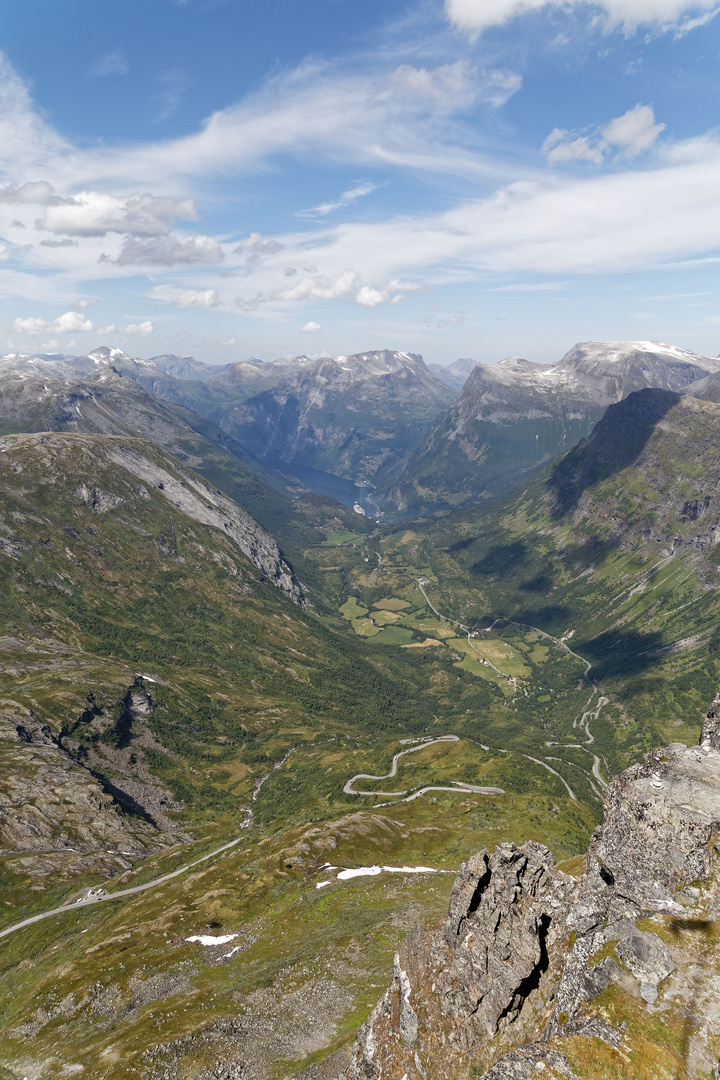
[347,842,578,1079]
[0,706,174,882]
[346,695,720,1080]
[104,440,304,603]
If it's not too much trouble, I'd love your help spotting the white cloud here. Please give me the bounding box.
[114,234,224,266]
[297,182,378,218]
[387,278,422,293]
[12,311,94,335]
[222,337,237,345]
[235,232,284,256]
[0,243,13,261]
[0,47,716,326]
[0,180,58,204]
[54,311,93,333]
[445,0,720,35]
[543,105,665,165]
[39,191,197,237]
[89,53,129,78]
[390,61,483,113]
[235,233,284,274]
[154,70,190,124]
[543,130,604,165]
[355,285,387,307]
[73,298,97,309]
[123,321,154,336]
[272,269,359,302]
[5,56,515,194]
[602,104,666,156]
[12,316,46,335]
[235,292,268,312]
[172,288,221,308]
[39,340,59,350]
[300,321,321,332]
[39,237,77,247]
[0,52,522,304]
[315,137,720,274]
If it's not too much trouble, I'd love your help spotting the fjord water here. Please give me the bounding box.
[265,457,376,514]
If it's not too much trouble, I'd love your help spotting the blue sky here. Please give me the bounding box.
[0,0,719,365]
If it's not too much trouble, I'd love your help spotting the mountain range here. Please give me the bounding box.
[5,339,719,524]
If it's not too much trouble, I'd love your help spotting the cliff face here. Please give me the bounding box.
[548,391,720,576]
[214,351,455,484]
[347,842,578,1080]
[346,698,720,1080]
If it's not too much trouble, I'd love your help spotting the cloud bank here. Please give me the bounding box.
[445,0,720,34]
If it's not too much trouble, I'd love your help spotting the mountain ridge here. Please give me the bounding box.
[378,339,720,517]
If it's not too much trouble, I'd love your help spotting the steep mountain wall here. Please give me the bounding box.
[380,340,719,518]
[215,350,455,483]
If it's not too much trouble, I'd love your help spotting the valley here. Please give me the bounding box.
[0,340,719,1078]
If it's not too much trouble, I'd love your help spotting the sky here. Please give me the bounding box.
[0,0,719,366]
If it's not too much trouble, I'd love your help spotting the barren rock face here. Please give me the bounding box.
[0,708,168,881]
[346,841,578,1080]
[550,735,720,1029]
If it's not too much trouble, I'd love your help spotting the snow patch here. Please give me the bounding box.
[336,864,439,881]
[222,945,245,958]
[186,933,238,946]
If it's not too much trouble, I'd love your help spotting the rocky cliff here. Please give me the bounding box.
[548,389,720,578]
[345,696,720,1079]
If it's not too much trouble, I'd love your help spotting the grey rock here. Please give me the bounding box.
[615,928,674,986]
[0,431,305,605]
[395,952,418,1047]
[345,841,577,1080]
[580,956,622,1002]
[484,1046,573,1079]
[701,690,720,749]
[640,983,658,1004]
[104,441,304,604]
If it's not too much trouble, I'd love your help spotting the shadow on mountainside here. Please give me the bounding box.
[470,539,528,576]
[548,388,681,518]
[579,628,668,682]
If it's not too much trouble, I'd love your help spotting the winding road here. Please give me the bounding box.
[343,735,505,799]
[417,580,509,678]
[1,582,611,942]
[413,580,612,799]
[0,833,246,942]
